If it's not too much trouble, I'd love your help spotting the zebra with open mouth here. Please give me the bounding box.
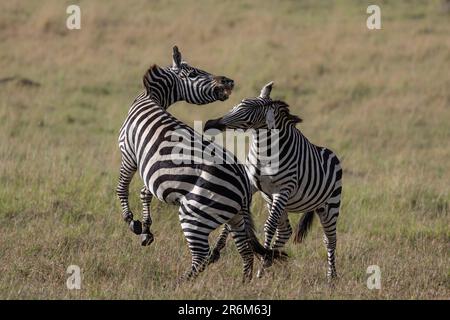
[117,48,285,282]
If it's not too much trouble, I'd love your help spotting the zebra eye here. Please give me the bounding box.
[188,70,198,78]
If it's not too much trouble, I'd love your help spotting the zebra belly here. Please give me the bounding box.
[141,162,244,218]
[259,178,337,213]
[286,179,337,212]
[285,192,328,212]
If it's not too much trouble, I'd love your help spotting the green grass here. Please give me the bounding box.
[0,0,449,299]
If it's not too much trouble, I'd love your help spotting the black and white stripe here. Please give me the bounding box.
[117,48,284,282]
[205,82,342,280]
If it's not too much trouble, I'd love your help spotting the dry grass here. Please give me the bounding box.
[0,0,449,299]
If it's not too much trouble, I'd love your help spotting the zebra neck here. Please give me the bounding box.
[147,89,180,109]
[143,67,182,109]
[248,126,301,170]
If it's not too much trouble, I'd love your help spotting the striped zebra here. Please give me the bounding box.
[117,48,285,281]
[204,82,342,280]
[117,46,233,244]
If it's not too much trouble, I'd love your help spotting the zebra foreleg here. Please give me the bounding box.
[273,212,292,249]
[257,212,291,278]
[257,194,290,278]
[117,161,142,234]
[228,215,255,282]
[263,192,290,249]
[208,224,230,264]
[140,186,154,246]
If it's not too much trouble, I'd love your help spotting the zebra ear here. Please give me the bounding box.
[266,108,275,129]
[172,45,182,69]
[259,81,274,98]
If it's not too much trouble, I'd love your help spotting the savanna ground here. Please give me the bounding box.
[0,0,449,299]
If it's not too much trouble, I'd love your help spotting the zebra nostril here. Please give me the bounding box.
[221,77,234,87]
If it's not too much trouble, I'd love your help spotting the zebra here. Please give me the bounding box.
[204,82,342,280]
[117,46,234,245]
[117,47,285,282]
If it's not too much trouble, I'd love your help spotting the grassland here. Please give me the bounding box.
[0,0,449,299]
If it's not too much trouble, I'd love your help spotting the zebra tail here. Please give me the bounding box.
[242,210,288,260]
[293,211,315,244]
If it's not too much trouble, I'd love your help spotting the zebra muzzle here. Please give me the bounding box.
[213,80,234,101]
[204,118,226,132]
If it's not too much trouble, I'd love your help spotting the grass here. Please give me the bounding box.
[0,0,449,299]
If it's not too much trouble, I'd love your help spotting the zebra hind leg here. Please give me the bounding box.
[117,161,142,235]
[177,205,213,284]
[177,237,211,284]
[208,224,230,264]
[317,188,341,281]
[140,186,154,246]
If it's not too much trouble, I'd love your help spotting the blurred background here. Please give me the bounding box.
[0,0,449,299]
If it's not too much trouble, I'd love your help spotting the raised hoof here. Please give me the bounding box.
[208,249,221,264]
[140,232,154,246]
[129,220,142,235]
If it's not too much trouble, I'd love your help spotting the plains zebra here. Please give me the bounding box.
[204,82,342,280]
[117,46,234,245]
[117,48,285,281]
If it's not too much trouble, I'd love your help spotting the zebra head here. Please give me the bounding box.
[143,46,234,108]
[204,81,302,131]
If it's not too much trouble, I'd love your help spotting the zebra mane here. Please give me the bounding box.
[142,64,165,93]
[272,100,303,124]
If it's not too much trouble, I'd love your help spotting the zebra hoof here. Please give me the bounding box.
[129,220,142,235]
[327,272,338,283]
[262,256,273,269]
[141,233,154,246]
[208,249,221,264]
